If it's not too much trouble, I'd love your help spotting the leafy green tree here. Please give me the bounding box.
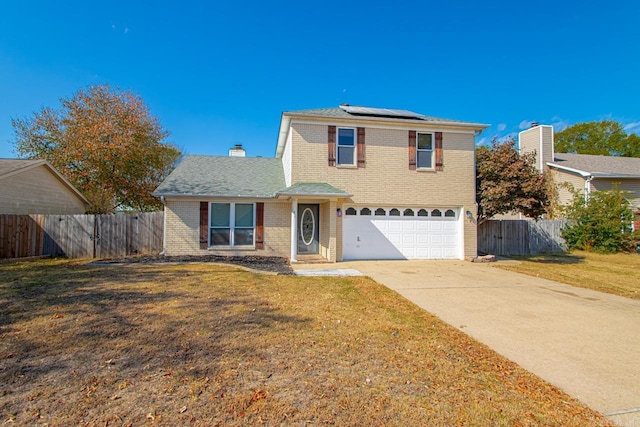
[12,84,181,213]
[561,185,639,253]
[555,120,640,157]
[476,138,552,222]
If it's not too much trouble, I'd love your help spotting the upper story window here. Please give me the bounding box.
[210,202,255,247]
[417,133,434,169]
[337,128,356,165]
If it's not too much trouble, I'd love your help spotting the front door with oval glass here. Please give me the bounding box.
[297,204,319,254]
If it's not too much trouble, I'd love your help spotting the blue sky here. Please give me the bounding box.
[1,1,639,159]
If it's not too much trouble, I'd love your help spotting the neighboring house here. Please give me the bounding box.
[154,106,488,261]
[0,159,90,214]
[519,125,640,226]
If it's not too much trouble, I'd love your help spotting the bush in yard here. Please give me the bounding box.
[562,185,639,253]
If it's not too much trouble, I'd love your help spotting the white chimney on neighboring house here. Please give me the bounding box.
[229,144,246,157]
[518,124,554,173]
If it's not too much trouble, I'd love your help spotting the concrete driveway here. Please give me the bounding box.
[293,260,640,427]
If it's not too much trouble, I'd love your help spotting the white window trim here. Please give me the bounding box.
[416,132,435,170]
[209,202,256,247]
[337,127,357,166]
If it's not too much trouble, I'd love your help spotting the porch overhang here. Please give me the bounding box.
[275,182,352,200]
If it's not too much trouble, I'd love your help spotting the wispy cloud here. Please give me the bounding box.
[496,132,517,143]
[519,120,534,130]
[110,23,129,35]
[624,121,640,134]
[550,116,570,132]
[497,123,507,131]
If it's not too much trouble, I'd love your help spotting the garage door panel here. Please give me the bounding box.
[402,221,416,232]
[444,222,457,231]
[444,247,457,258]
[430,248,443,258]
[402,248,416,259]
[416,248,430,258]
[444,235,457,245]
[402,234,416,245]
[342,208,460,260]
[431,234,443,245]
[416,221,430,232]
[416,234,429,244]
[388,221,402,232]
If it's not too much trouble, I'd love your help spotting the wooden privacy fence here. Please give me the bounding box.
[0,212,164,259]
[478,219,570,256]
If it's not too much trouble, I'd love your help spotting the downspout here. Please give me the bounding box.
[585,175,593,202]
[159,196,167,256]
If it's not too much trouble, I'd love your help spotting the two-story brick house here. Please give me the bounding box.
[153,106,488,261]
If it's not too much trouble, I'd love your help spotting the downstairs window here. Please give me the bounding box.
[210,203,255,246]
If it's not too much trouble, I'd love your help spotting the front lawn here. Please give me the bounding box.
[495,251,640,299]
[0,260,612,426]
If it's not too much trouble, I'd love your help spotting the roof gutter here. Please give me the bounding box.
[546,162,592,177]
[547,162,640,179]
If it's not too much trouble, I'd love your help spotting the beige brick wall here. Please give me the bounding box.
[290,124,476,206]
[0,165,86,214]
[164,198,291,258]
[290,123,478,258]
[319,201,337,262]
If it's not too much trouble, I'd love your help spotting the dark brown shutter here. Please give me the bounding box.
[357,127,365,168]
[408,131,416,170]
[255,202,264,249]
[435,132,443,171]
[199,202,208,249]
[328,126,336,166]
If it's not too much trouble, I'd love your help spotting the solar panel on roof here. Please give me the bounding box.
[339,105,425,120]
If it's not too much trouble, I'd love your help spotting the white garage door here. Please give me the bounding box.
[342,207,462,260]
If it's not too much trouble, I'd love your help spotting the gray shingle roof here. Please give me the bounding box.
[550,153,640,177]
[285,106,450,122]
[276,182,351,197]
[284,106,487,127]
[0,159,46,179]
[153,155,286,198]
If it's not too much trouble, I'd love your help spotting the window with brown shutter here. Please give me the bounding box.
[255,202,264,249]
[408,130,417,170]
[199,201,208,249]
[357,127,365,167]
[328,126,336,166]
[435,132,443,171]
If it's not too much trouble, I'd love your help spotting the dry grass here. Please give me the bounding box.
[0,259,613,426]
[495,251,640,299]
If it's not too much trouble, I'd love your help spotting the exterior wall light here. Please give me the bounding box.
[466,210,473,219]
[337,208,342,217]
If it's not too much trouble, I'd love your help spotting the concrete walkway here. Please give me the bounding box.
[292,260,640,427]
